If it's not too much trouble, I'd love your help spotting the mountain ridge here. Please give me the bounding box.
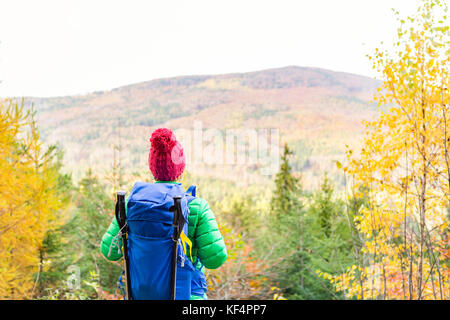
[18,66,381,189]
[14,65,379,99]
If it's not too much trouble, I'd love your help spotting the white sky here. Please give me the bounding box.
[0,0,422,97]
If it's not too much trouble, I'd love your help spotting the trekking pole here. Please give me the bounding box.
[115,190,132,300]
[170,196,183,300]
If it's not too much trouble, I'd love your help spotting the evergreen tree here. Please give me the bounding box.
[303,175,354,299]
[38,169,122,299]
[315,174,334,238]
[33,148,75,297]
[265,143,307,298]
[70,169,122,295]
[271,144,301,216]
[264,146,354,299]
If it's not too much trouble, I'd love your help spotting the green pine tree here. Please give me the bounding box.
[38,169,123,299]
[265,143,307,298]
[301,174,355,299]
[32,147,75,298]
[271,144,301,216]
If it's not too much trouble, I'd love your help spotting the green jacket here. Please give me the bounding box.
[100,182,227,297]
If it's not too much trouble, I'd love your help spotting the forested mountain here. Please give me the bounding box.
[25,66,380,188]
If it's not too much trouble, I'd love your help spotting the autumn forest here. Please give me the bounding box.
[0,0,449,300]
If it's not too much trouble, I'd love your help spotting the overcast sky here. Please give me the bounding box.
[0,0,422,97]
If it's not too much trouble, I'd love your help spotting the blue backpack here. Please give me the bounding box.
[123,181,202,300]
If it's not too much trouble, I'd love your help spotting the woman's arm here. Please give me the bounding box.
[100,216,123,261]
[100,195,131,261]
[190,198,227,269]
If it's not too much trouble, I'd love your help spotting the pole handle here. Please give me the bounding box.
[171,195,183,300]
[172,196,182,240]
[115,190,131,299]
[116,190,127,228]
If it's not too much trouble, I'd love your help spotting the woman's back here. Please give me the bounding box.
[100,128,227,299]
[100,183,227,270]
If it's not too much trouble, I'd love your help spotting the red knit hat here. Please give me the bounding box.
[148,128,185,181]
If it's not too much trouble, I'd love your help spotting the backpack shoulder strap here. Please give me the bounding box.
[180,230,193,262]
[181,185,196,262]
[186,185,196,197]
[185,185,197,205]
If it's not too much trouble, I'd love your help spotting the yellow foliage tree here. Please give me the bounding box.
[0,99,68,299]
[323,0,449,299]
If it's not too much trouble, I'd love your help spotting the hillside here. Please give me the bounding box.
[24,66,381,189]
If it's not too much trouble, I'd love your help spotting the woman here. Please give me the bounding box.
[100,128,227,300]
